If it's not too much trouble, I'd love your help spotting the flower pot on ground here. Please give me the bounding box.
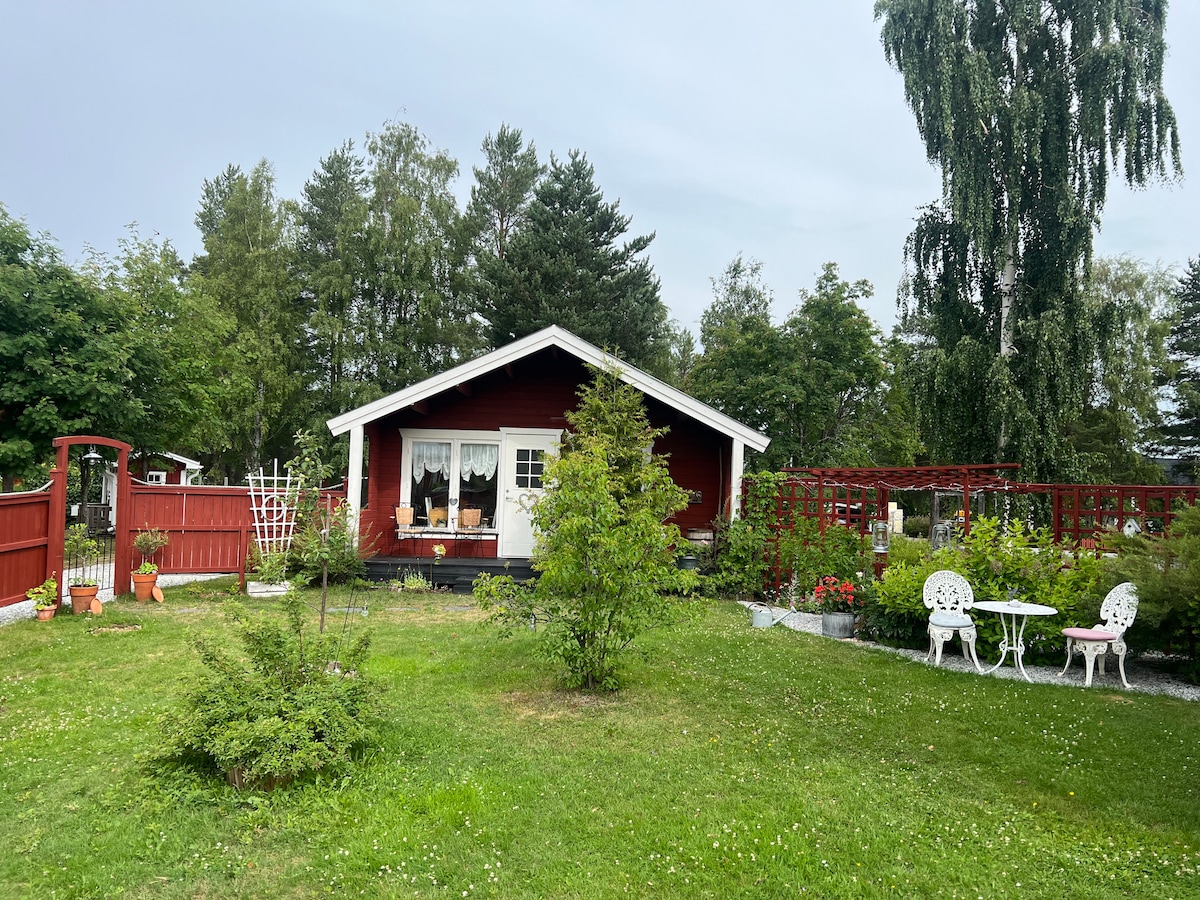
[68,580,100,615]
[27,576,59,620]
[132,562,158,601]
[821,611,857,638]
[813,575,863,639]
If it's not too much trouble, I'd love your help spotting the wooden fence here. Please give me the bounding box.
[0,490,51,608]
[121,483,347,592]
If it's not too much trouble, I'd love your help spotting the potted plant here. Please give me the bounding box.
[27,576,59,621]
[68,576,101,615]
[246,549,290,597]
[65,523,103,614]
[814,574,862,639]
[131,560,160,601]
[132,527,169,601]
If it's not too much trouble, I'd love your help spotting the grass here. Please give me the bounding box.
[1,579,1198,898]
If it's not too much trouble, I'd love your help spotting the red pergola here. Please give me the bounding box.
[773,464,1199,542]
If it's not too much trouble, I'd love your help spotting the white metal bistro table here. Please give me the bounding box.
[972,599,1058,682]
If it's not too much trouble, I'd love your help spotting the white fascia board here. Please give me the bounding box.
[326,325,771,453]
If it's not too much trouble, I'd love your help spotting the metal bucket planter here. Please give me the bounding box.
[822,611,856,638]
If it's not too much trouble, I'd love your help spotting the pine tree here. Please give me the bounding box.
[481,150,669,370]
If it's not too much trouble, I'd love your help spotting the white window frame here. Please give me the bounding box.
[399,429,501,530]
[146,470,167,485]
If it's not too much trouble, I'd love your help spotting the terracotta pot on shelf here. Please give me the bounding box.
[69,585,99,615]
[131,572,158,602]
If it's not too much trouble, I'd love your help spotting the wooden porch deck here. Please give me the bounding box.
[365,555,536,594]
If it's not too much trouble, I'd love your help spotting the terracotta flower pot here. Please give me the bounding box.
[35,607,56,621]
[69,585,99,615]
[131,572,158,602]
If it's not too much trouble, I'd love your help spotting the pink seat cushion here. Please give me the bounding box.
[1062,627,1118,641]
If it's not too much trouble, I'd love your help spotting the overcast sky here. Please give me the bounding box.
[3,1,1197,336]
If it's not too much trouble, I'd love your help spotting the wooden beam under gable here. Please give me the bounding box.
[411,400,429,415]
[455,383,472,397]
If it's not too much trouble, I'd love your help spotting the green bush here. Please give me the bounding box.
[866,517,1114,659]
[475,367,698,691]
[156,591,377,787]
[1106,504,1200,661]
[902,515,930,538]
[708,472,786,599]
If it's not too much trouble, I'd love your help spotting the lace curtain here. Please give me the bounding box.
[411,441,451,481]
[460,444,498,481]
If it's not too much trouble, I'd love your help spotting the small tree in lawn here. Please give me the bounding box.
[474,365,696,690]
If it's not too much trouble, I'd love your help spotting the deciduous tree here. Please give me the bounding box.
[0,207,137,489]
[877,0,1182,479]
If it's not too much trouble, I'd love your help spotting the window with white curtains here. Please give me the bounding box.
[406,437,499,529]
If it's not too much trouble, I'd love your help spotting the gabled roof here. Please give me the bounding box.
[326,325,770,452]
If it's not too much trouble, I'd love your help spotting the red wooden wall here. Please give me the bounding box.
[0,491,51,608]
[361,348,733,555]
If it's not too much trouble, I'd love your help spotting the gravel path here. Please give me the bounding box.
[743,602,1200,701]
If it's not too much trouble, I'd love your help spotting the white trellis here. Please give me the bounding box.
[248,461,299,555]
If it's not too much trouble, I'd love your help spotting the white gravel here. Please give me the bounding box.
[742,602,1200,701]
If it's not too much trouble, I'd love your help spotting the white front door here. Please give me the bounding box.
[499,430,560,557]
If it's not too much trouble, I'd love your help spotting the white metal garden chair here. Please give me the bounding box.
[1059,582,1139,688]
[923,570,982,672]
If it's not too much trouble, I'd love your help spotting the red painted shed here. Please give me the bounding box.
[326,326,770,560]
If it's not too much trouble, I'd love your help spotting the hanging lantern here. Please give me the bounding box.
[931,522,953,550]
[81,446,102,467]
[871,520,891,554]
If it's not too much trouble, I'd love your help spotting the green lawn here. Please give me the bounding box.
[1,582,1198,898]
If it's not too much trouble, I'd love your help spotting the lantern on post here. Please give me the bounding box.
[931,522,953,551]
[871,520,891,579]
[871,521,891,554]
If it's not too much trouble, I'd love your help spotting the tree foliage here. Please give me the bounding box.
[877,0,1182,480]
[0,206,138,488]
[481,150,670,372]
[192,160,306,481]
[1162,258,1200,466]
[474,367,696,690]
[1068,256,1173,483]
[690,260,906,469]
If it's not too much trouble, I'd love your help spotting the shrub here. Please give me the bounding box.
[865,517,1114,658]
[902,515,930,538]
[1106,504,1200,660]
[474,367,698,691]
[156,591,377,787]
[289,499,367,586]
[707,472,786,599]
[133,526,169,560]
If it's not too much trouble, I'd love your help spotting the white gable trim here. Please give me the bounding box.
[326,325,770,452]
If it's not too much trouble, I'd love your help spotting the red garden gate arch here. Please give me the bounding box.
[48,436,132,601]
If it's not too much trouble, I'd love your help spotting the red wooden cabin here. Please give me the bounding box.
[327,326,770,562]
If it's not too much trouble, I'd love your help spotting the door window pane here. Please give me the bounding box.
[514,448,545,489]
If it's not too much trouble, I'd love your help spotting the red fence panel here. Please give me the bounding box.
[123,484,351,588]
[126,485,254,576]
[0,491,52,608]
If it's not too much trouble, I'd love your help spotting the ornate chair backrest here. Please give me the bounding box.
[459,508,482,529]
[395,506,415,529]
[923,570,974,616]
[1098,582,1139,636]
